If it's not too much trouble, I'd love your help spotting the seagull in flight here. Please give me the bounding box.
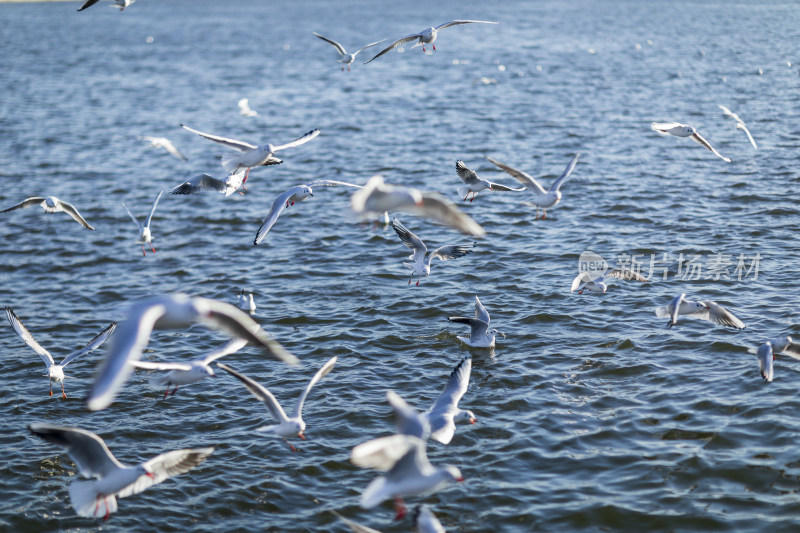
[138,136,187,162]
[757,342,774,382]
[651,122,732,162]
[455,160,525,202]
[765,336,800,359]
[180,123,318,184]
[414,505,447,533]
[78,0,134,11]
[448,296,503,348]
[85,293,298,411]
[170,170,253,197]
[390,218,475,286]
[570,267,647,294]
[28,423,213,519]
[718,105,757,149]
[1,196,95,230]
[365,20,498,63]
[217,356,337,451]
[254,180,363,245]
[313,33,384,70]
[486,153,580,219]
[122,190,163,256]
[5,307,116,398]
[238,98,258,117]
[655,293,745,329]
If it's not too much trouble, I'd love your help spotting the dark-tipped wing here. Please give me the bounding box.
[429,242,475,262]
[57,200,95,230]
[271,129,320,152]
[390,218,427,260]
[28,423,123,477]
[548,153,581,193]
[77,0,101,10]
[448,316,489,339]
[5,307,54,367]
[455,160,481,186]
[427,357,471,418]
[697,301,746,329]
[170,174,228,195]
[180,124,257,152]
[364,34,421,64]
[313,32,346,55]
[292,356,337,419]
[435,20,499,31]
[253,187,301,245]
[216,363,289,423]
[605,268,648,282]
[60,321,117,367]
[117,447,214,498]
[690,132,732,162]
[1,197,45,213]
[485,156,546,194]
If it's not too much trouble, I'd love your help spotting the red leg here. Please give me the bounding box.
[463,191,469,201]
[394,497,407,520]
[542,210,547,219]
[103,497,110,521]
[61,382,67,399]
[141,244,146,256]
[163,387,170,399]
[408,276,412,285]
[422,45,426,52]
[432,44,436,51]
[243,168,250,184]
[49,383,53,397]
[151,243,156,253]
[416,278,420,286]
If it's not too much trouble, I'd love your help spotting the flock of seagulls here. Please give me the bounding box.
[8,2,790,531]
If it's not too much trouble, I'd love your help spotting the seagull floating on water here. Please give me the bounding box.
[122,190,163,256]
[1,196,95,230]
[718,105,757,150]
[85,293,298,411]
[28,423,213,519]
[455,160,525,202]
[390,218,475,286]
[655,293,745,329]
[365,20,498,63]
[237,289,256,314]
[138,136,187,162]
[217,356,337,451]
[651,122,732,162]
[448,296,503,348]
[5,307,116,399]
[170,169,252,197]
[486,153,580,219]
[313,32,384,70]
[78,0,134,11]
[570,267,647,294]
[238,98,258,117]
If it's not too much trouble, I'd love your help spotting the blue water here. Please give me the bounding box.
[1,0,800,531]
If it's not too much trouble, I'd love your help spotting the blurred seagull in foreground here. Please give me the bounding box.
[454,160,525,202]
[78,0,134,11]
[122,191,163,256]
[757,342,774,382]
[486,153,580,219]
[329,510,383,533]
[138,136,187,162]
[5,307,116,398]
[28,423,212,519]
[85,293,298,411]
[655,293,745,329]
[365,20,498,63]
[414,505,447,533]
[352,176,485,237]
[169,169,251,197]
[718,105,757,149]
[570,267,647,294]
[390,218,475,286]
[313,32,384,70]
[238,98,258,117]
[217,356,337,451]
[237,290,256,314]
[448,296,503,348]
[651,122,732,162]
[1,196,95,230]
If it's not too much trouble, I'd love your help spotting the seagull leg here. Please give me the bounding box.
[416,277,420,286]
[150,243,156,253]
[61,382,67,399]
[170,385,178,396]
[432,44,436,51]
[469,192,475,203]
[103,497,110,521]
[463,191,470,201]
[408,275,412,285]
[49,383,53,397]
[243,168,250,185]
[422,45,426,52]
[394,497,408,520]
[163,387,170,399]
[347,66,351,71]
[285,439,297,452]
[141,244,146,256]
[542,209,547,219]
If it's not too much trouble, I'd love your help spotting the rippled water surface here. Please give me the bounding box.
[2,0,800,531]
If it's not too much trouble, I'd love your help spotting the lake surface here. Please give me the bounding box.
[1,0,799,531]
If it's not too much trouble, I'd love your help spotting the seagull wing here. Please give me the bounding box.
[28,424,124,477]
[696,301,746,329]
[5,307,54,367]
[304,179,364,190]
[410,192,486,237]
[291,356,337,419]
[364,34,421,64]
[390,218,428,264]
[270,129,320,152]
[144,191,163,230]
[170,174,228,195]
[605,267,648,282]
[718,104,744,124]
[429,242,475,263]
[426,357,472,444]
[757,342,774,382]
[312,32,346,55]
[486,157,547,194]
[455,160,482,187]
[353,39,386,56]
[200,337,248,365]
[216,363,289,423]
[330,510,384,533]
[435,20,499,30]
[122,203,142,231]
[60,322,117,367]
[386,390,428,439]
[690,132,732,162]
[548,152,581,193]
[650,122,683,134]
[485,181,526,192]
[737,122,758,150]
[161,139,187,162]
[56,200,95,230]
[180,124,257,152]
[350,434,422,471]
[117,447,214,498]
[77,0,101,11]
[253,187,303,245]
[129,360,193,371]
[570,272,591,292]
[474,295,490,323]
[1,197,46,213]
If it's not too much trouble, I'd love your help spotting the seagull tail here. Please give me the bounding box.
[69,480,117,518]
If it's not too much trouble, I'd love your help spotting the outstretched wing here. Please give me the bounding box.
[216,362,289,423]
[304,179,363,190]
[291,356,337,419]
[353,39,385,56]
[122,203,142,231]
[1,197,45,213]
[364,34,421,64]
[435,20,499,31]
[5,307,54,367]
[313,32,346,55]
[429,242,475,263]
[170,174,228,195]
[427,357,471,418]
[650,122,683,134]
[180,124,257,152]
[390,218,428,263]
[271,129,320,152]
[387,390,428,439]
[117,447,214,498]
[60,322,117,367]
[145,191,163,230]
[448,316,489,340]
[201,337,248,365]
[57,200,95,230]
[474,295,490,323]
[28,423,124,477]
[690,132,732,162]
[548,153,581,193]
[130,360,193,371]
[486,156,547,194]
[696,301,746,329]
[253,186,304,245]
[409,193,485,237]
[605,267,648,282]
[77,0,101,11]
[455,160,481,186]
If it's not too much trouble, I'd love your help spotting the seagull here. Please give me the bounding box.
[352,176,485,237]
[313,33,384,70]
[389,356,475,445]
[217,356,337,452]
[238,98,258,117]
[180,123,319,184]
[254,180,363,245]
[77,0,134,11]
[122,190,163,256]
[718,105,757,149]
[85,293,298,412]
[650,122,732,162]
[390,218,475,286]
[448,296,502,348]
[757,342,774,382]
[28,423,213,520]
[655,293,746,329]
[455,160,525,202]
[237,290,256,314]
[5,308,116,399]
[766,336,800,359]
[330,510,384,533]
[138,136,187,162]
[1,196,95,230]
[413,505,446,533]
[350,434,463,519]
[130,338,248,399]
[365,20,498,63]
[169,170,254,197]
[570,267,647,294]
[486,153,580,219]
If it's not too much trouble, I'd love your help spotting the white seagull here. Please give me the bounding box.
[237,289,256,314]
[390,218,475,286]
[718,105,757,149]
[122,190,163,256]
[180,123,319,183]
[352,176,485,237]
[650,122,732,162]
[486,153,580,219]
[350,434,463,519]
[169,169,253,197]
[138,136,187,162]
[130,337,248,399]
[757,342,774,382]
[78,0,134,11]
[254,180,363,245]
[1,196,95,230]
[655,293,746,329]
[455,160,525,202]
[28,423,213,520]
[766,336,800,359]
[313,33,384,70]
[414,505,446,533]
[448,296,502,348]
[85,293,298,412]
[217,356,337,451]
[389,356,475,445]
[238,98,259,117]
[365,20,498,63]
[5,308,116,399]
[570,267,647,294]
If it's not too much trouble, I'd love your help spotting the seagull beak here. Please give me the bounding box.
[457,476,465,482]
[470,418,477,424]
[145,471,155,479]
